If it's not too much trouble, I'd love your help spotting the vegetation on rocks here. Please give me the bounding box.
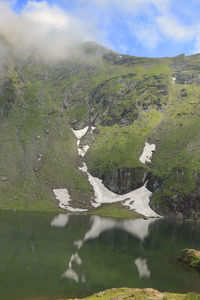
[62,287,200,300]
[179,249,200,272]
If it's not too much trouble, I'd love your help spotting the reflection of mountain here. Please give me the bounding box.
[1,211,200,299]
[59,215,156,283]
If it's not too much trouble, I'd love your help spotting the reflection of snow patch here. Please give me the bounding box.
[134,258,151,278]
[74,216,156,247]
[51,214,69,227]
[139,142,156,164]
[53,189,88,212]
[69,252,82,268]
[62,252,82,282]
[72,126,88,139]
[78,145,90,157]
[74,240,83,249]
[62,268,79,282]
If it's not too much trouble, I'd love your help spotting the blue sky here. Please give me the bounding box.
[5,0,200,58]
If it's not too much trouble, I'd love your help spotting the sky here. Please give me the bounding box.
[2,0,200,58]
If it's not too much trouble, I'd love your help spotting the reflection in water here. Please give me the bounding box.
[55,215,156,283]
[134,258,151,278]
[74,216,156,249]
[51,214,69,227]
[62,252,82,282]
[62,268,79,282]
[1,212,200,299]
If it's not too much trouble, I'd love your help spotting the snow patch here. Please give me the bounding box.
[53,189,88,212]
[78,145,90,157]
[72,126,88,139]
[90,126,96,133]
[91,202,101,208]
[79,163,88,173]
[139,142,156,164]
[134,258,151,278]
[51,214,69,227]
[79,163,160,218]
[172,77,176,83]
[71,125,161,218]
[53,189,71,208]
[123,185,159,218]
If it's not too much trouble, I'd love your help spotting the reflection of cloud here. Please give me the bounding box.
[51,214,69,227]
[134,258,151,278]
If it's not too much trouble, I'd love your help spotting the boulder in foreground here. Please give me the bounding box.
[179,249,200,272]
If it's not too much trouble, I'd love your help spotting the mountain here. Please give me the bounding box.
[1,41,200,219]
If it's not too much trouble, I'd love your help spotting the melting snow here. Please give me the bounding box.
[78,145,90,157]
[139,142,156,164]
[72,126,88,139]
[53,189,88,212]
[79,163,160,218]
[53,126,162,218]
[90,126,96,133]
[172,77,176,83]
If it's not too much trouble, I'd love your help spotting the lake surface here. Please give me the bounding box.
[0,211,200,300]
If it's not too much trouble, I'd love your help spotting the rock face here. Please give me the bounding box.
[151,189,200,219]
[179,249,200,272]
[100,167,146,194]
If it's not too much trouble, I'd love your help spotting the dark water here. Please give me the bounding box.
[0,212,200,300]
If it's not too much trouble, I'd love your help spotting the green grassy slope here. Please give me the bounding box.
[0,59,93,211]
[1,43,200,217]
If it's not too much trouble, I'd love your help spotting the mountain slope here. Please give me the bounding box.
[1,42,200,218]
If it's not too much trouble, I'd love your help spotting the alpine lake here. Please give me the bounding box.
[0,211,200,300]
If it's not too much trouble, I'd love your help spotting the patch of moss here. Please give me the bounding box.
[179,249,200,272]
[89,203,142,219]
[62,287,200,300]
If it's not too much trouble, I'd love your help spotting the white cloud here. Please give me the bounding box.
[156,14,192,41]
[134,24,161,49]
[0,0,96,60]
